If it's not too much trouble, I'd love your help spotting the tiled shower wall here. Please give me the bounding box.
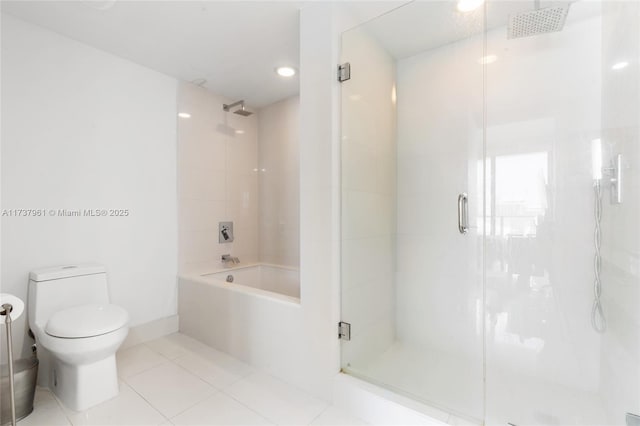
[178,82,260,270]
[178,83,300,271]
[258,96,300,267]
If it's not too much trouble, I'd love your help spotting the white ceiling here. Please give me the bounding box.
[1,1,303,109]
[1,1,597,108]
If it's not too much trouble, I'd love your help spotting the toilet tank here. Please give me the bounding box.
[28,264,111,329]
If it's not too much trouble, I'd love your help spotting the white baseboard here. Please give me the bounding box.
[120,315,179,350]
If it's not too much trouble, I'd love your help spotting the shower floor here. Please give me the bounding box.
[344,342,484,423]
[344,341,608,425]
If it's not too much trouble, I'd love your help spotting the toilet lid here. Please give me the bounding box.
[45,304,129,338]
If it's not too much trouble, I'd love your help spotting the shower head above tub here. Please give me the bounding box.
[222,100,253,116]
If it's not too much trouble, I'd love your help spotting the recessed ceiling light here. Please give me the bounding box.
[235,129,245,134]
[612,61,629,70]
[178,112,191,118]
[276,66,296,77]
[457,0,484,12]
[477,54,497,64]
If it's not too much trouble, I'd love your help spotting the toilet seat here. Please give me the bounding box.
[45,304,129,338]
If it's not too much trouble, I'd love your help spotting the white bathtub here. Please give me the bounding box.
[178,263,302,376]
[202,264,300,300]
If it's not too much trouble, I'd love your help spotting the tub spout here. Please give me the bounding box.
[221,254,239,265]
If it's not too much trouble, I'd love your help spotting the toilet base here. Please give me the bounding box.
[33,325,128,411]
[51,355,119,411]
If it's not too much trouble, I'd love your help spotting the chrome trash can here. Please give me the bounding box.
[0,356,38,425]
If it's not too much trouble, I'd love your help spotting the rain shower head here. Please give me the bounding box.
[234,106,253,116]
[222,100,253,116]
[507,2,571,39]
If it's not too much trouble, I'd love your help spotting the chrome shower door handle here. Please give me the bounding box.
[458,193,468,234]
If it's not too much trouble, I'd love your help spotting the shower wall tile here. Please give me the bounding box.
[227,124,259,173]
[179,138,227,173]
[341,274,395,333]
[179,169,227,201]
[257,96,300,268]
[179,199,226,232]
[179,230,219,265]
[178,82,259,270]
[226,172,258,202]
[178,83,299,270]
[341,236,394,293]
[342,191,394,240]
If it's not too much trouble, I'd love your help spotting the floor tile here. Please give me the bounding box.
[125,362,216,418]
[225,372,327,425]
[117,344,169,379]
[173,347,251,390]
[28,335,361,426]
[194,346,254,378]
[163,333,213,353]
[144,338,189,360]
[171,392,273,426]
[61,382,166,425]
[310,406,368,426]
[19,387,71,426]
[145,333,209,360]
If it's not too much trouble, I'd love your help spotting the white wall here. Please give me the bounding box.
[177,82,259,270]
[258,96,300,267]
[1,15,178,361]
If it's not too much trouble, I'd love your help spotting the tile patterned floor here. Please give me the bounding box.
[19,333,366,426]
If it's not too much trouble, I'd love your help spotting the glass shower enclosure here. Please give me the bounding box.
[340,1,639,425]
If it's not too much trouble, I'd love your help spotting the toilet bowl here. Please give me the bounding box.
[28,264,129,411]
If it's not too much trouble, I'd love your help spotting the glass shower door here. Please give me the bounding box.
[339,2,485,421]
[484,1,640,424]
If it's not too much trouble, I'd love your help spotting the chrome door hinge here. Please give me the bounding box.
[338,321,351,340]
[338,63,351,82]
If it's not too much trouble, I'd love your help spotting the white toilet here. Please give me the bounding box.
[27,264,129,411]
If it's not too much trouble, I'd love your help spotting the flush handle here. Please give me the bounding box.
[458,193,468,234]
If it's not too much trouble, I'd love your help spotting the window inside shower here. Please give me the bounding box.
[339,1,640,424]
